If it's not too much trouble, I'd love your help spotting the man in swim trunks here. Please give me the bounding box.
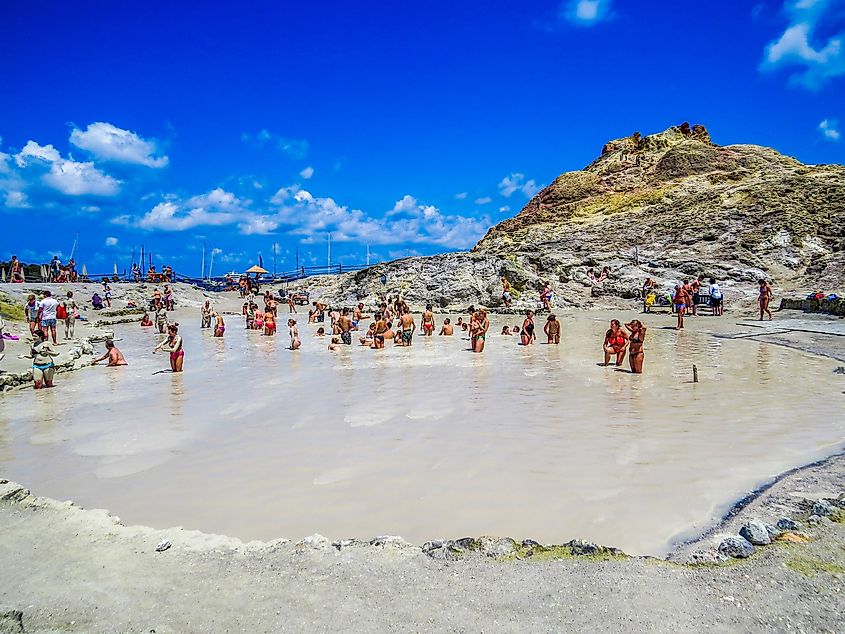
[91,339,128,366]
[338,308,353,345]
[352,303,368,330]
[37,290,60,345]
[439,318,454,336]
[673,284,691,330]
[399,308,416,346]
[202,300,213,329]
[372,315,388,349]
[422,304,435,336]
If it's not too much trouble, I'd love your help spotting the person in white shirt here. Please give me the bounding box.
[37,290,60,344]
[708,278,723,316]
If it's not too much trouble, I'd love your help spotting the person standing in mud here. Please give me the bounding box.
[63,291,78,340]
[673,284,691,330]
[521,310,536,345]
[154,299,168,334]
[603,319,629,367]
[372,314,388,349]
[338,308,353,345]
[625,320,646,374]
[544,314,561,344]
[470,309,489,352]
[213,312,226,337]
[153,323,184,372]
[758,279,773,321]
[399,308,416,346]
[421,304,435,336]
[201,300,212,329]
[501,277,512,308]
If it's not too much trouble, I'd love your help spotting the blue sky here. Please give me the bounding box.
[1,0,843,276]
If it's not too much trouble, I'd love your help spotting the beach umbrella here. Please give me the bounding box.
[82,264,88,277]
[113,262,118,275]
[245,265,268,274]
[1,268,6,283]
[41,265,48,281]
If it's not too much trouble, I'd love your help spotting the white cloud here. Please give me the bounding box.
[137,188,247,231]
[499,205,511,213]
[5,191,29,208]
[299,166,314,179]
[819,118,841,140]
[13,140,121,196]
[475,196,492,205]
[238,215,280,235]
[105,236,119,246]
[270,184,302,204]
[69,122,169,168]
[498,172,541,198]
[761,0,845,89]
[562,0,613,25]
[454,192,468,200]
[241,129,309,158]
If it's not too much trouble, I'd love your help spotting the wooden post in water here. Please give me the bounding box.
[692,364,699,383]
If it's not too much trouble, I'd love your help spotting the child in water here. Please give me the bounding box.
[328,336,342,351]
[288,319,301,350]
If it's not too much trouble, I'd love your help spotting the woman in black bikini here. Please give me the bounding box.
[521,310,535,346]
[625,320,646,374]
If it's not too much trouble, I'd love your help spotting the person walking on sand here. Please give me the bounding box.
[213,312,226,337]
[287,295,296,314]
[338,308,353,345]
[288,319,301,350]
[25,294,39,335]
[91,340,128,366]
[625,320,646,374]
[37,290,59,345]
[62,291,78,340]
[201,300,212,329]
[102,281,112,308]
[603,319,629,367]
[422,304,435,336]
[544,314,561,344]
[540,283,553,312]
[708,278,723,316]
[30,329,59,389]
[521,310,536,346]
[758,279,773,320]
[673,284,691,330]
[153,323,184,372]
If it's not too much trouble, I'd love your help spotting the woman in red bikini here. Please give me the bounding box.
[153,323,184,372]
[603,319,629,366]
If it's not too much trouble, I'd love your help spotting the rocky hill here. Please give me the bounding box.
[301,124,845,311]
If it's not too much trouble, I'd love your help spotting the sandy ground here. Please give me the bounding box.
[2,285,845,632]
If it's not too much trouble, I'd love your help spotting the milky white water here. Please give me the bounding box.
[1,311,843,555]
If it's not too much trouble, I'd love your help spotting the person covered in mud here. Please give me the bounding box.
[201,300,212,329]
[328,336,342,352]
[263,310,276,336]
[140,312,153,327]
[521,310,536,345]
[360,323,375,346]
[439,318,454,336]
[544,314,561,344]
[352,303,367,330]
[154,299,168,334]
[501,325,512,336]
[91,340,128,366]
[315,327,326,337]
[383,321,396,342]
[758,278,773,321]
[625,320,646,374]
[153,323,184,372]
[603,319,629,367]
[421,304,435,336]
